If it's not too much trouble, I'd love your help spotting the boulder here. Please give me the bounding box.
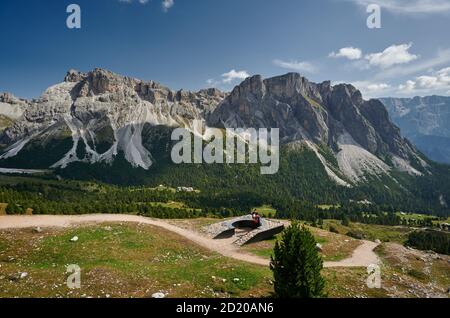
[316,243,323,252]
[33,227,43,233]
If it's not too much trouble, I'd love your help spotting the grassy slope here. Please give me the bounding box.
[0,224,272,298]
[0,222,389,298]
[149,201,201,212]
[242,225,361,262]
[1,221,448,298]
[0,115,13,131]
[375,243,450,297]
[252,205,277,218]
[323,220,412,244]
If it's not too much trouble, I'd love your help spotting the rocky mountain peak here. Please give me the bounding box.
[64,69,87,83]
[0,68,228,170]
[0,69,428,185]
[70,68,135,97]
[0,92,24,105]
[264,72,311,97]
[209,72,426,182]
[228,75,264,104]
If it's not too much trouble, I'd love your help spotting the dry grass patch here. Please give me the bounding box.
[374,243,450,298]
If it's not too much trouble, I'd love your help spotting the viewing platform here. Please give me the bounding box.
[203,215,285,246]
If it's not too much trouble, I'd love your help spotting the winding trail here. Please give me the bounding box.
[0,214,380,268]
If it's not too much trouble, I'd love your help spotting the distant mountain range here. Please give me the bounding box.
[0,69,449,213]
[381,96,450,164]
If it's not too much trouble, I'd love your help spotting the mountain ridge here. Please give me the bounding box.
[0,68,428,184]
[1,68,449,214]
[380,95,450,164]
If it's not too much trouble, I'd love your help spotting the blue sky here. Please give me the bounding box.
[0,0,449,99]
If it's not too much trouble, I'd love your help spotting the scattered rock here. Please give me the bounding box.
[8,272,28,281]
[316,243,323,252]
[33,227,43,233]
[70,236,79,242]
[375,239,381,244]
[152,292,166,299]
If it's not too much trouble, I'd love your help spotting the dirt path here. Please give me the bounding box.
[0,214,379,268]
[323,240,380,267]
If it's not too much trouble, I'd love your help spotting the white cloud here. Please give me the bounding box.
[398,80,417,93]
[329,47,362,60]
[221,70,250,83]
[119,0,172,11]
[351,81,392,97]
[398,66,450,94]
[206,70,251,88]
[345,0,450,14]
[119,0,149,4]
[162,0,174,12]
[273,59,317,73]
[374,48,450,81]
[330,44,422,74]
[365,43,419,69]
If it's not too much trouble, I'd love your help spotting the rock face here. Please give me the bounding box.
[210,73,425,182]
[0,69,225,169]
[381,96,450,164]
[211,74,415,158]
[0,93,28,133]
[0,69,427,185]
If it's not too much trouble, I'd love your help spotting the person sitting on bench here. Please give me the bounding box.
[253,212,261,227]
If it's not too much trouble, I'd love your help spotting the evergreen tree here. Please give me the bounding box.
[342,216,350,226]
[270,222,326,298]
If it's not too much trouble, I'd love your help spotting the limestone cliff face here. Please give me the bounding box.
[0,69,427,184]
[0,69,225,169]
[209,73,425,182]
[0,93,27,133]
